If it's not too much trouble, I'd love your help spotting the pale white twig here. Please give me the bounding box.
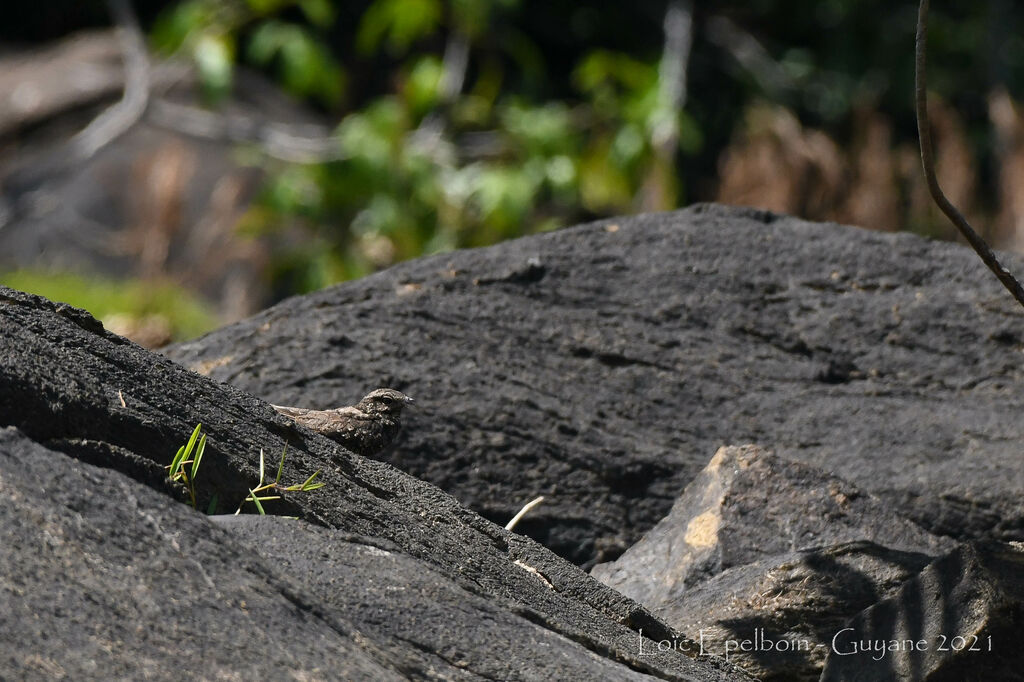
[505,495,545,531]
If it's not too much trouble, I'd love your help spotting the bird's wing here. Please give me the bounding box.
[333,406,367,418]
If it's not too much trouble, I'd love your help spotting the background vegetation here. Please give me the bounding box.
[3,0,1024,341]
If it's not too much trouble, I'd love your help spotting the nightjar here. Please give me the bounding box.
[271,388,414,456]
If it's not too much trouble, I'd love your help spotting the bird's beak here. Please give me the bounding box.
[404,396,415,406]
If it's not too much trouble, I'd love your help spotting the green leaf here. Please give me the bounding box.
[573,50,655,94]
[405,56,444,113]
[151,0,210,54]
[298,0,335,27]
[300,470,321,490]
[205,493,219,515]
[500,102,575,156]
[356,0,442,55]
[249,489,266,515]
[169,445,187,479]
[248,22,345,106]
[248,20,286,65]
[185,423,203,458]
[245,0,291,15]
[190,434,207,480]
[194,33,235,98]
[275,444,288,485]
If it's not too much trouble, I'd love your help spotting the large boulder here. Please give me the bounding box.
[590,445,958,681]
[0,428,403,681]
[0,286,748,681]
[591,445,955,606]
[656,540,939,681]
[820,541,1024,682]
[165,203,1024,567]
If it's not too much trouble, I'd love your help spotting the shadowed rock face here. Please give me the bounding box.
[820,542,1024,682]
[590,445,960,681]
[657,541,940,682]
[166,203,1024,567]
[0,284,749,681]
[0,429,405,682]
[591,445,955,607]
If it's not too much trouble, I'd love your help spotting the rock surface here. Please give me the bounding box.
[664,541,938,681]
[6,202,1024,679]
[820,541,1024,682]
[0,285,747,681]
[590,444,960,680]
[0,428,402,681]
[166,203,1024,567]
[591,445,955,607]
[213,515,668,681]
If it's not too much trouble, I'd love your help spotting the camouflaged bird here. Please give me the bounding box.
[271,388,414,456]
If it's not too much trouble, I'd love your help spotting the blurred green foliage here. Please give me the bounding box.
[0,269,218,344]
[1,1,1018,343]
[147,0,1024,293]
[150,0,709,290]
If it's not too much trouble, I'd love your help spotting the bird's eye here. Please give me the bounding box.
[381,396,394,405]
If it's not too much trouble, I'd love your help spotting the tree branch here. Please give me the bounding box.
[146,100,349,164]
[916,0,1024,308]
[0,0,150,227]
[70,0,150,162]
[705,15,793,98]
[652,0,693,152]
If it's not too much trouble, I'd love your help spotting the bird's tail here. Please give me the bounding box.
[270,404,309,418]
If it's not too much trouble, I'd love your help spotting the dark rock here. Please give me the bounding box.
[163,204,1024,567]
[662,541,938,681]
[0,427,403,681]
[0,286,748,681]
[213,514,703,681]
[591,444,955,605]
[820,541,1024,682]
[590,444,960,680]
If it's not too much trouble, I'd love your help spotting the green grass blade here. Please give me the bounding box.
[168,445,187,478]
[249,489,265,515]
[287,480,325,491]
[205,493,219,515]
[274,444,288,485]
[300,470,321,489]
[190,435,207,479]
[185,423,202,457]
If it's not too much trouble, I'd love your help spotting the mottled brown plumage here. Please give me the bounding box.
[271,388,414,456]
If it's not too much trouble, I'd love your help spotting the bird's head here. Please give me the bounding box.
[357,388,415,415]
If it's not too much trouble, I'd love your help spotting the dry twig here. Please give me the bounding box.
[505,496,545,532]
[915,0,1024,308]
[70,0,151,164]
